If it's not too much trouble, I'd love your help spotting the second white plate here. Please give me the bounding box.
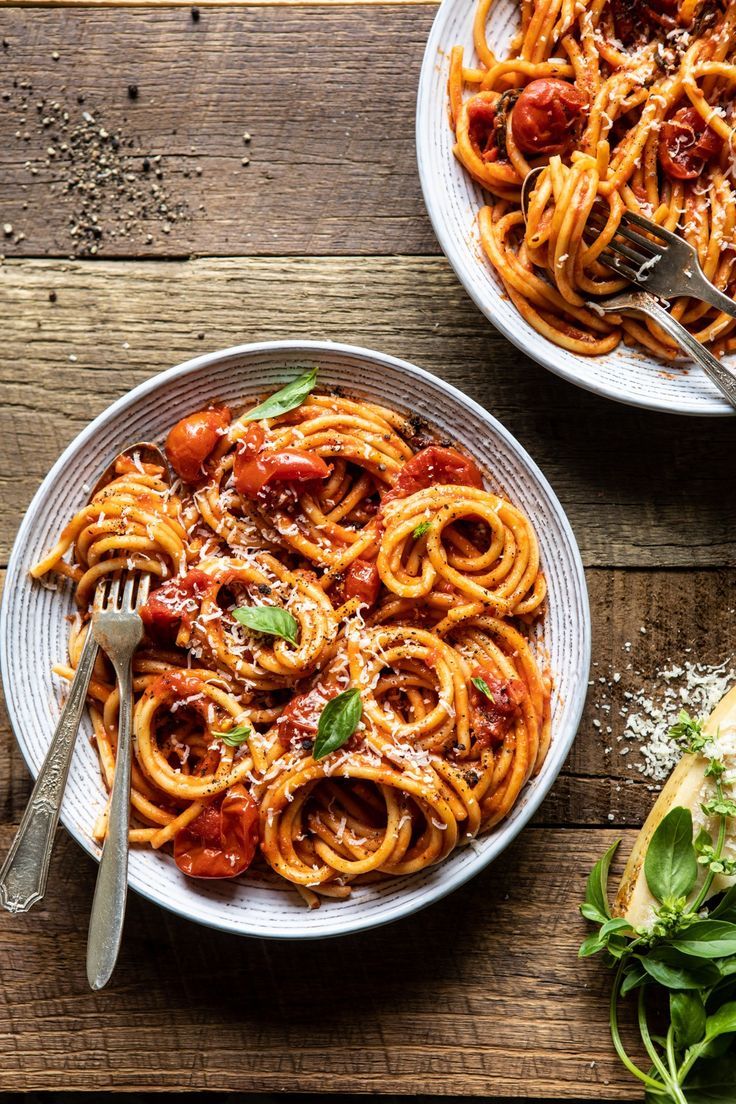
[416,0,734,417]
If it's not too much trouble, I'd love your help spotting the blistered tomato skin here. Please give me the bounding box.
[510,79,587,155]
[382,446,483,505]
[344,559,381,606]
[174,784,259,879]
[233,441,330,500]
[467,98,500,162]
[658,107,722,181]
[165,406,231,484]
[139,569,213,643]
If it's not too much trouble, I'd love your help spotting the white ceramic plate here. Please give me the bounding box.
[1,341,590,938]
[416,0,734,417]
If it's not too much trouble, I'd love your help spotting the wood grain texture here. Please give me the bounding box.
[2,567,728,1094]
[0,808,636,1096]
[2,257,736,569]
[0,6,438,258]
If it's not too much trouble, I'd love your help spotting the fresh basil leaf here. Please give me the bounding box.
[471,676,495,703]
[671,990,706,1047]
[578,933,606,958]
[620,961,648,996]
[313,688,362,761]
[233,605,299,645]
[672,921,736,959]
[640,948,722,990]
[583,839,620,921]
[580,902,608,924]
[599,916,633,939]
[212,723,251,747]
[413,520,431,539]
[704,1001,736,1042]
[243,368,317,423]
[711,885,736,921]
[695,827,715,855]
[680,1055,736,1104]
[645,806,698,904]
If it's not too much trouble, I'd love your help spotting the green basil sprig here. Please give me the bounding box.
[233,606,299,645]
[243,368,317,422]
[413,520,431,539]
[579,709,736,1104]
[313,688,362,761]
[212,723,251,747]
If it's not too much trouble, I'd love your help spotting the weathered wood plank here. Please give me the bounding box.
[0,811,636,1097]
[0,6,438,257]
[2,257,735,568]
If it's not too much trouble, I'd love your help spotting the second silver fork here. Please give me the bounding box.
[86,570,149,991]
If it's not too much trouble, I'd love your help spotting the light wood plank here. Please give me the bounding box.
[0,6,437,257]
[2,257,735,568]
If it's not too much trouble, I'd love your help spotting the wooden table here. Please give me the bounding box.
[0,2,734,1099]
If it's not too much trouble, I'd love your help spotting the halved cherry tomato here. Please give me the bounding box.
[344,559,381,607]
[140,569,213,643]
[469,667,527,748]
[467,98,500,163]
[165,406,231,484]
[382,446,483,505]
[174,784,259,879]
[233,433,330,500]
[658,106,722,181]
[511,79,587,155]
[276,676,341,748]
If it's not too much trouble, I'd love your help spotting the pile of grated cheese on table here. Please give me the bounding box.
[591,645,736,785]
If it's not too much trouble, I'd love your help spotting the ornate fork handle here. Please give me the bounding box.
[0,627,99,913]
[608,292,736,411]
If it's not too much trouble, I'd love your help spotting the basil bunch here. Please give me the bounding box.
[580,712,736,1103]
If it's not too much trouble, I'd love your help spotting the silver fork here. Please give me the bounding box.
[585,205,736,321]
[0,442,165,916]
[521,168,736,409]
[86,570,150,991]
[0,592,104,913]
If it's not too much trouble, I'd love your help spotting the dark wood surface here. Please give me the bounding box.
[1,3,735,1099]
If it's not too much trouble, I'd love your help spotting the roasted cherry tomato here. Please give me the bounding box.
[469,667,527,748]
[276,676,341,748]
[233,430,330,500]
[174,784,259,879]
[467,98,500,163]
[344,559,381,607]
[382,446,483,505]
[140,569,212,643]
[511,79,587,155]
[658,106,722,181]
[165,406,231,484]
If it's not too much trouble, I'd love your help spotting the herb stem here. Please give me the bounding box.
[608,965,665,1092]
[691,782,728,913]
[664,1026,688,1104]
[637,986,672,1089]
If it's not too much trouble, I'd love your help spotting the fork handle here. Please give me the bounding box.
[86,651,134,990]
[0,626,99,913]
[690,276,736,324]
[635,296,736,410]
